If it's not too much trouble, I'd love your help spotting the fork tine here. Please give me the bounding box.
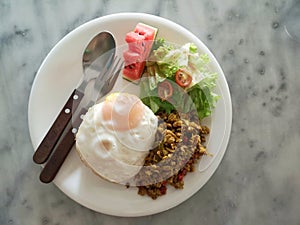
[96,53,115,83]
[97,57,123,96]
[107,57,122,76]
[107,58,123,84]
[95,57,122,88]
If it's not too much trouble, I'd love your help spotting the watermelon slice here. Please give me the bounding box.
[122,23,158,83]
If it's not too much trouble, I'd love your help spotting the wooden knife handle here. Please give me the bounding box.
[39,107,88,183]
[33,89,84,164]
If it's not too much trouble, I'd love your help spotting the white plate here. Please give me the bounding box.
[28,13,232,217]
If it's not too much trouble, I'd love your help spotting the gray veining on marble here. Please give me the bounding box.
[1,0,300,224]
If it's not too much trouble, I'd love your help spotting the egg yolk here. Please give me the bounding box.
[102,93,144,131]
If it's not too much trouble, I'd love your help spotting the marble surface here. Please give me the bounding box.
[1,0,300,224]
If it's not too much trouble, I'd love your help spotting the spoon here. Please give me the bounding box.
[33,31,116,164]
[284,0,300,42]
[83,31,116,69]
[39,56,123,183]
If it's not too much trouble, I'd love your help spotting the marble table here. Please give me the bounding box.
[1,0,300,224]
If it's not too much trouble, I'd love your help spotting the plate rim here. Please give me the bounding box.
[28,12,232,217]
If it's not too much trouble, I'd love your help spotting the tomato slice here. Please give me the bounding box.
[158,80,173,101]
[175,69,192,87]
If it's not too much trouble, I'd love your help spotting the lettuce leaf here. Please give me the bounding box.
[140,79,175,114]
[141,42,220,120]
[187,73,220,119]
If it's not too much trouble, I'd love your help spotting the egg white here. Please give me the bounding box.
[75,95,158,184]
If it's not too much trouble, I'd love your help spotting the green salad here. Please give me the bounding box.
[140,39,219,120]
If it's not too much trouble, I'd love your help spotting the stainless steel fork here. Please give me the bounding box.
[39,57,123,183]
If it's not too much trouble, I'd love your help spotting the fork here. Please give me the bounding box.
[39,57,123,183]
[33,53,117,165]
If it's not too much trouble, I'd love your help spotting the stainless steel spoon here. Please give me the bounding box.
[39,56,123,183]
[33,31,116,164]
[284,0,300,43]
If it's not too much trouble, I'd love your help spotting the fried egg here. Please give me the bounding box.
[75,93,158,184]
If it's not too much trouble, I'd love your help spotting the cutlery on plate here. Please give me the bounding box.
[33,31,116,164]
[283,0,300,42]
[39,56,123,183]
